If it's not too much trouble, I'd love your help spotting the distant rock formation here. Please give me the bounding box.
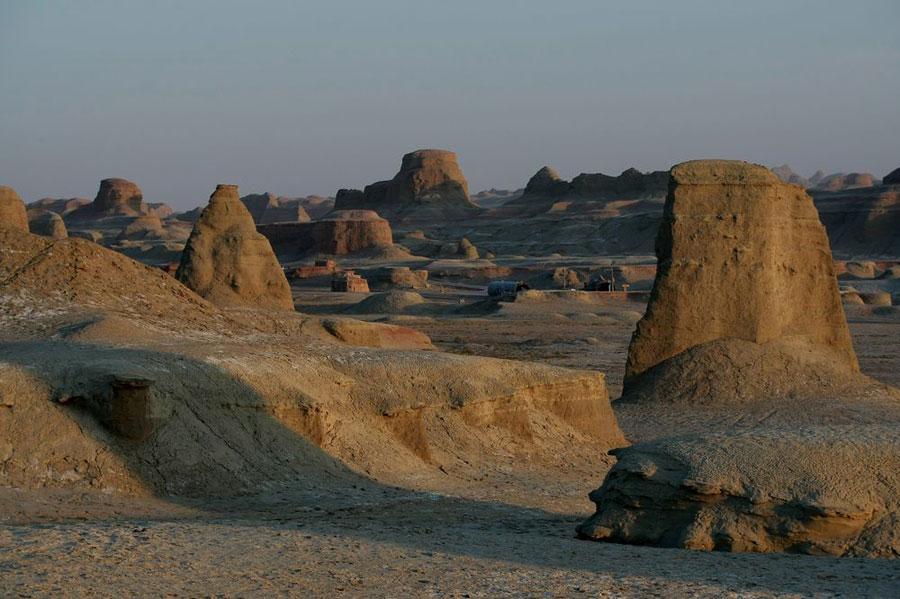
[813,172,877,191]
[258,209,393,258]
[769,164,809,187]
[810,180,900,258]
[28,211,68,238]
[507,166,668,216]
[27,197,91,218]
[883,167,900,186]
[334,149,480,221]
[623,159,859,401]
[77,178,151,217]
[147,203,174,219]
[116,214,165,241]
[241,192,312,224]
[176,184,293,310]
[0,186,29,232]
[469,187,523,209]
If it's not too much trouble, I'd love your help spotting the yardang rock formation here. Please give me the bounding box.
[176,184,294,310]
[334,149,480,221]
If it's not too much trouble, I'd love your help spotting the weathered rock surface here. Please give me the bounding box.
[176,184,293,310]
[624,160,858,396]
[577,427,900,557]
[258,210,393,258]
[579,160,900,558]
[334,149,480,222]
[770,164,809,188]
[0,187,29,231]
[28,211,68,238]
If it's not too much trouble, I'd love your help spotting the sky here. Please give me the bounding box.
[1,0,899,210]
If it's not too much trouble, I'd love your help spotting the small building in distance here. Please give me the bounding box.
[332,271,370,293]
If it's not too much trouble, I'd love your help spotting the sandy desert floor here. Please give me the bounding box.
[2,297,899,598]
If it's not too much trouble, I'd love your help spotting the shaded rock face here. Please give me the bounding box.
[257,210,393,258]
[90,178,150,217]
[0,187,29,232]
[240,193,311,224]
[884,167,900,186]
[334,149,480,221]
[176,184,293,310]
[624,160,858,395]
[28,212,68,238]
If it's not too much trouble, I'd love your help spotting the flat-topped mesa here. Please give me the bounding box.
[175,184,293,310]
[28,211,68,238]
[623,159,858,400]
[91,178,150,216]
[0,186,29,232]
[334,149,480,221]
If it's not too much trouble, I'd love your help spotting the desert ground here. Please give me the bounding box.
[2,292,898,598]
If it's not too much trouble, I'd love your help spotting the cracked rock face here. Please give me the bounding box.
[176,184,294,311]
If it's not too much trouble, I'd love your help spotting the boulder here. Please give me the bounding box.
[28,212,68,238]
[175,184,293,310]
[623,159,858,400]
[0,187,29,232]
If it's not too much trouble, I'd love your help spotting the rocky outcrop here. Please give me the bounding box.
[813,172,877,191]
[507,167,668,216]
[70,178,150,218]
[26,197,91,218]
[0,187,29,232]
[577,427,900,557]
[811,184,900,258]
[883,167,900,186]
[116,215,165,241]
[578,160,900,558]
[623,160,858,400]
[258,210,393,258]
[176,184,293,310]
[241,193,312,224]
[334,149,480,221]
[28,212,68,238]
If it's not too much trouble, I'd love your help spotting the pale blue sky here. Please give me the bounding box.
[2,0,898,209]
